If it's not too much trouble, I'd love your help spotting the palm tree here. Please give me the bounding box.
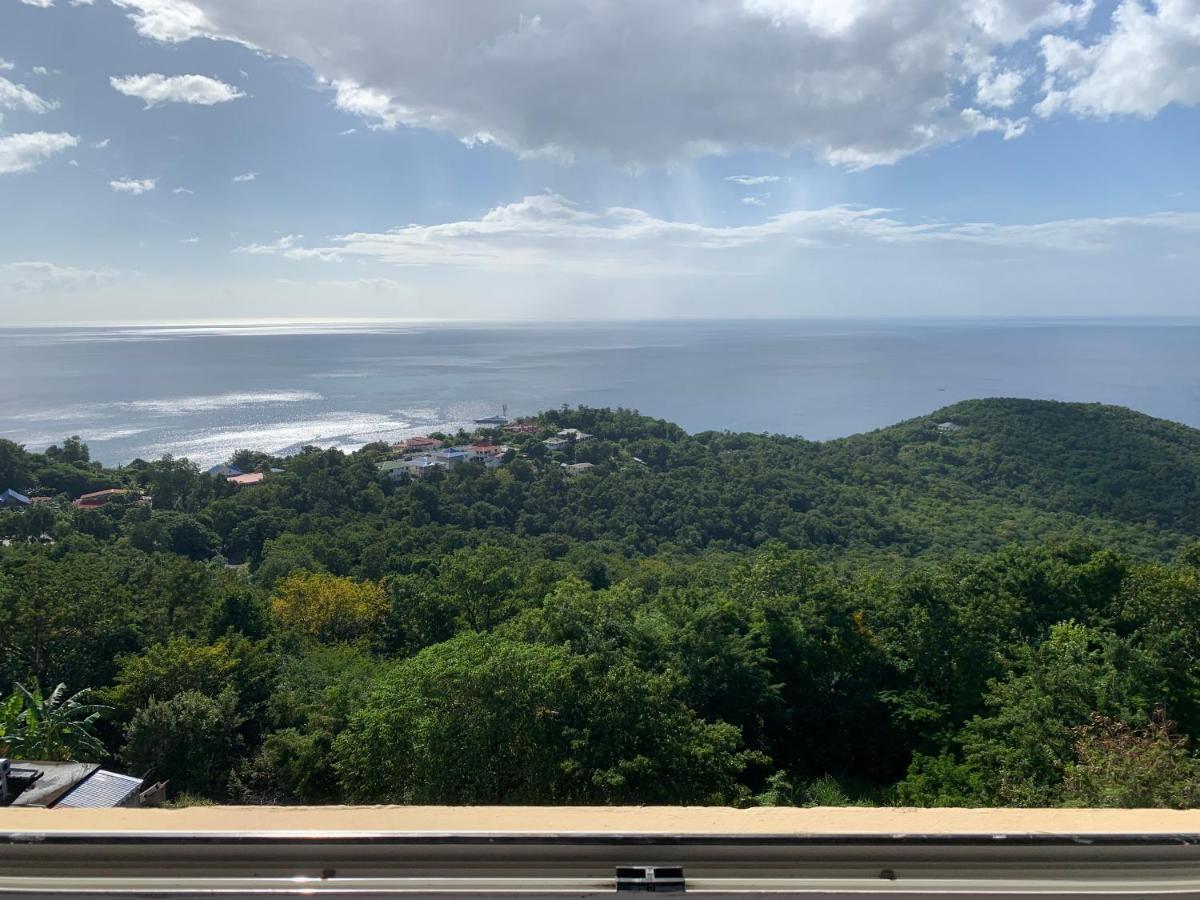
[0,682,109,762]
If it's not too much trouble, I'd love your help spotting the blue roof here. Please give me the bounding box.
[436,448,469,458]
[0,488,31,505]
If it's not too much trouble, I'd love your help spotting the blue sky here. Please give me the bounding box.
[1,0,1198,322]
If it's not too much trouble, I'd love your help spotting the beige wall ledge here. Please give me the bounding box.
[0,806,1194,835]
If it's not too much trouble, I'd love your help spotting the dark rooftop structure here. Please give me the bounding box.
[0,489,31,509]
[0,759,144,809]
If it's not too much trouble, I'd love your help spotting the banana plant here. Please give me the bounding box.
[0,682,109,762]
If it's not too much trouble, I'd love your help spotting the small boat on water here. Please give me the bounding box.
[474,405,508,426]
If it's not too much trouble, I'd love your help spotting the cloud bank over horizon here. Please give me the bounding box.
[1,0,1198,321]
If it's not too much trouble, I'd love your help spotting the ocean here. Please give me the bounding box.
[2,318,1199,467]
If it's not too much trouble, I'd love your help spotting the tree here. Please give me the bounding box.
[334,633,753,804]
[44,436,90,466]
[107,638,239,713]
[0,439,32,492]
[128,512,219,560]
[959,622,1156,805]
[271,572,387,642]
[334,635,575,803]
[0,682,108,762]
[438,545,522,632]
[121,689,244,796]
[137,456,200,511]
[0,553,138,689]
[1061,712,1200,809]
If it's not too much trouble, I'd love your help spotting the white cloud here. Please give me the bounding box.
[68,158,78,166]
[172,186,194,194]
[19,0,55,7]
[93,137,110,149]
[231,171,257,182]
[0,76,58,116]
[107,0,1100,167]
[331,80,402,131]
[110,0,213,42]
[238,192,1200,276]
[30,66,49,76]
[110,72,245,107]
[742,194,770,206]
[181,236,200,243]
[1037,0,1200,118]
[236,234,304,256]
[338,127,357,136]
[0,60,14,72]
[727,175,781,186]
[0,131,77,174]
[0,261,118,293]
[110,176,158,194]
[976,69,1026,108]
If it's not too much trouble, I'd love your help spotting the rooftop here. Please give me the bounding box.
[227,472,265,486]
[71,488,128,509]
[1,760,143,809]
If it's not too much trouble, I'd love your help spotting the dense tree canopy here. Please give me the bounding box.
[3,398,1200,807]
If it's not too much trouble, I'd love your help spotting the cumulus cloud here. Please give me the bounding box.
[231,171,256,182]
[0,131,77,174]
[0,60,14,72]
[1037,0,1200,118]
[976,69,1027,108]
[107,0,1096,167]
[19,0,55,7]
[110,72,245,107]
[93,137,110,149]
[0,261,119,293]
[235,192,1200,276]
[110,176,157,193]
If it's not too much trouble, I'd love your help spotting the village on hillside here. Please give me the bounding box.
[375,420,598,481]
[0,416,603,536]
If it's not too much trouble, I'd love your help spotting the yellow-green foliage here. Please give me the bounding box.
[271,572,387,642]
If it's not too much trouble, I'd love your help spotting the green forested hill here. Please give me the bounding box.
[2,398,1196,566]
[799,398,1200,558]
[850,398,1200,533]
[3,398,1200,809]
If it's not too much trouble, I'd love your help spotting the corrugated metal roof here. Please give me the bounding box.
[54,770,143,809]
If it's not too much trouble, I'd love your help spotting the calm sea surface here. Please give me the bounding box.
[2,319,1198,467]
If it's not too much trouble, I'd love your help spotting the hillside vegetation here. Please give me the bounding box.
[2,398,1200,808]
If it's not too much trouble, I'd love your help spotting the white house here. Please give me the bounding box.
[556,428,593,442]
[403,456,446,479]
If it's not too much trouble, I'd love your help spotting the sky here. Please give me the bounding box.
[1,0,1198,323]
